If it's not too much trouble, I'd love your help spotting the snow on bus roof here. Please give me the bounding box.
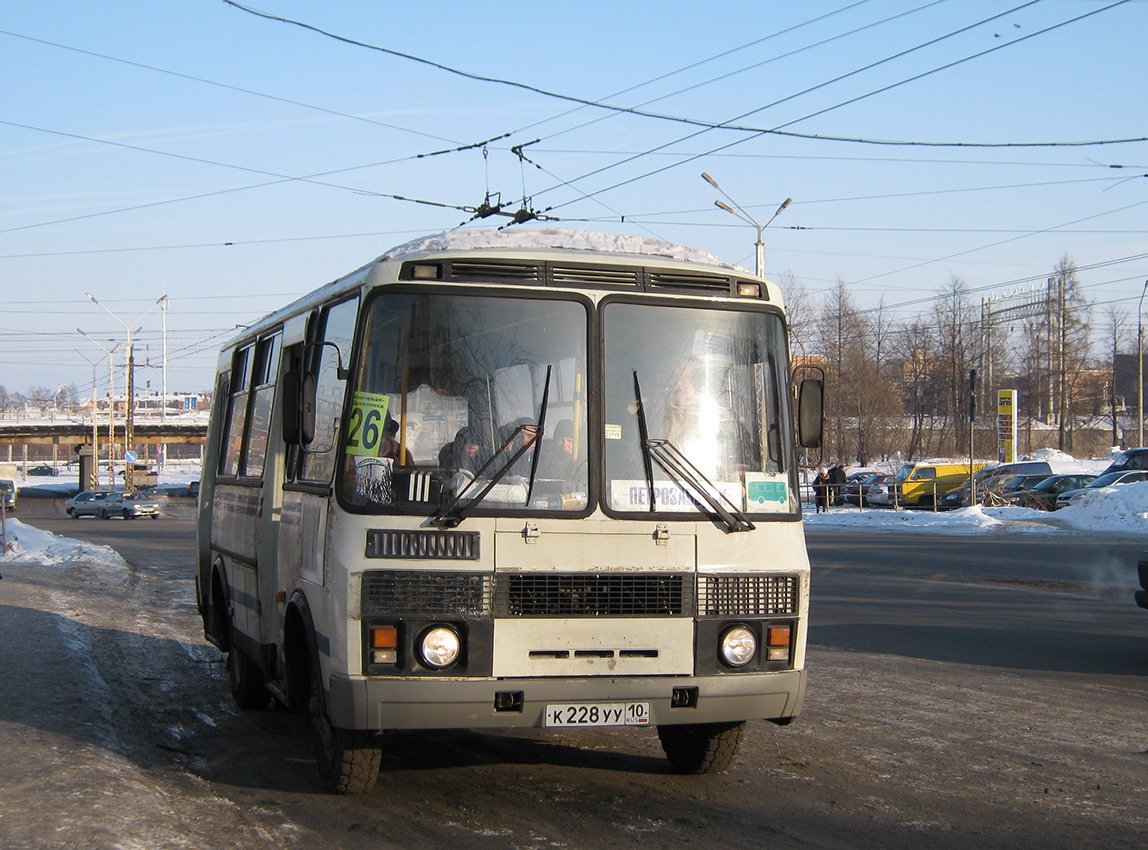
[381,227,744,272]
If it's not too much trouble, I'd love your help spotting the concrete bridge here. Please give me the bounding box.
[0,420,207,447]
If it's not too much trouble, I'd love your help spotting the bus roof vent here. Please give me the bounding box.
[448,260,543,283]
[550,263,641,288]
[646,270,735,294]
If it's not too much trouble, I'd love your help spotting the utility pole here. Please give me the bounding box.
[1139,280,1147,447]
[1057,272,1068,450]
[969,367,977,506]
[77,330,121,487]
[86,293,166,489]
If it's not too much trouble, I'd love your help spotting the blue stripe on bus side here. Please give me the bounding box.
[228,585,262,617]
[315,630,331,657]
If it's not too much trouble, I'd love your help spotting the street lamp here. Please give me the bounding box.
[1139,280,1148,447]
[702,172,791,278]
[85,293,167,488]
[77,330,121,487]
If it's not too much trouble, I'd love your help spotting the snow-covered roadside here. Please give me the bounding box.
[1,517,129,569]
[805,480,1148,536]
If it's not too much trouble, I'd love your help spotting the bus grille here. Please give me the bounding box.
[365,529,480,560]
[360,571,799,619]
[361,571,493,617]
[698,574,798,616]
[496,573,691,617]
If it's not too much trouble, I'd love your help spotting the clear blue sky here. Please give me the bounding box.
[3,0,1146,396]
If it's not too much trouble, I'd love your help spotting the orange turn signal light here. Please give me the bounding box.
[767,625,791,647]
[371,626,398,649]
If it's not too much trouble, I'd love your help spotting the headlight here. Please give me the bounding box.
[419,625,462,669]
[719,625,757,667]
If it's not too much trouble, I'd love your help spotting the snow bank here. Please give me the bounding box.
[807,481,1148,536]
[1,518,128,570]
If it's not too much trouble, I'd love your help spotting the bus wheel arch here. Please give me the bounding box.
[283,593,314,713]
[287,590,381,793]
[208,561,230,653]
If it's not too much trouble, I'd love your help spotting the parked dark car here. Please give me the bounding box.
[1056,470,1148,510]
[1100,447,1148,477]
[842,473,892,506]
[27,464,57,476]
[1010,474,1097,510]
[186,480,200,498]
[979,473,1053,506]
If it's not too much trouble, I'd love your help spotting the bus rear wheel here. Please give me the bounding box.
[309,657,380,793]
[657,720,745,774]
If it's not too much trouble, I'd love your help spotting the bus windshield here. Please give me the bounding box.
[602,300,796,516]
[340,290,589,514]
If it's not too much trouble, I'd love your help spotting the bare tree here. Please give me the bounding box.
[932,276,975,455]
[816,278,870,463]
[1049,257,1092,450]
[899,318,938,460]
[777,269,813,358]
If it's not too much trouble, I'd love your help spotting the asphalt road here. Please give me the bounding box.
[2,497,1146,849]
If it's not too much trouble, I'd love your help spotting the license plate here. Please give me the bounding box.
[544,702,650,727]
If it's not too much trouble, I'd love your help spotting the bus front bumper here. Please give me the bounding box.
[328,669,806,731]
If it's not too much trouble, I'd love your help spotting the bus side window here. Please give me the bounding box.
[244,333,281,479]
[219,345,251,477]
[300,295,359,484]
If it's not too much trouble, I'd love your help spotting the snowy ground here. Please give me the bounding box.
[806,484,1148,537]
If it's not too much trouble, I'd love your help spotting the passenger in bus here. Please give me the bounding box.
[379,418,413,466]
[497,418,539,477]
[441,427,488,497]
[451,426,489,473]
[539,419,577,481]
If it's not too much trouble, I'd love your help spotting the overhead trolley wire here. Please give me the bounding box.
[221,0,1146,151]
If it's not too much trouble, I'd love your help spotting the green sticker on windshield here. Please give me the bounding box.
[346,392,391,457]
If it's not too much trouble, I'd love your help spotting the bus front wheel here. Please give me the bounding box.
[657,720,745,775]
[309,657,381,794]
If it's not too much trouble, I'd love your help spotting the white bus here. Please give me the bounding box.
[196,228,823,792]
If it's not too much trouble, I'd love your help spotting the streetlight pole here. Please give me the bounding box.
[85,293,166,489]
[75,351,101,489]
[1139,280,1148,447]
[701,172,791,278]
[77,331,121,487]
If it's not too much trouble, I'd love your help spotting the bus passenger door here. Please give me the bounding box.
[276,297,359,669]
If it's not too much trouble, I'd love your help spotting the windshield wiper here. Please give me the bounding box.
[644,438,755,533]
[632,371,657,512]
[431,365,552,528]
[632,369,752,532]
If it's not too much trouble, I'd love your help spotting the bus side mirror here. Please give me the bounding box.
[283,371,316,446]
[797,378,823,449]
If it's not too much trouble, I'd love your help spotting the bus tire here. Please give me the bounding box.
[657,720,745,775]
[228,636,269,711]
[309,655,380,794]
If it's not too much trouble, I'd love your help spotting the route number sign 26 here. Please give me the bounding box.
[345,392,391,458]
